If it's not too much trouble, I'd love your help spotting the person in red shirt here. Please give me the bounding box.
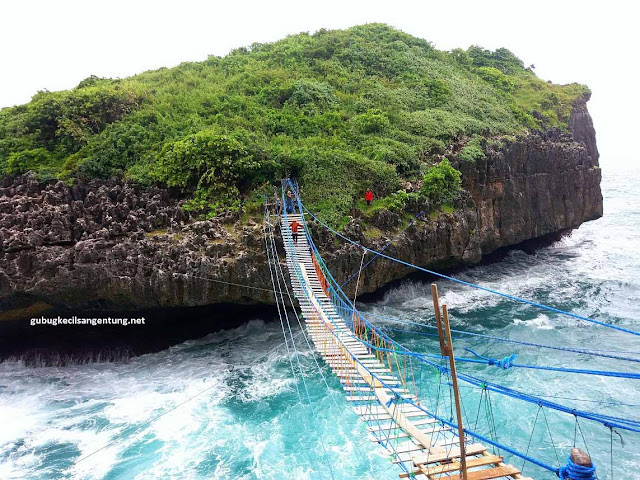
[365,188,374,206]
[289,219,302,244]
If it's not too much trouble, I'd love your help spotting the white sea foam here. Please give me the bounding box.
[3,169,640,479]
[513,314,554,330]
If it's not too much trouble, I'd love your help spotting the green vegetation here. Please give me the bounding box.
[0,24,589,224]
[459,134,486,162]
[420,159,462,208]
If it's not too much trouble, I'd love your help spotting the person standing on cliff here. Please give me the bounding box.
[365,188,374,206]
[289,219,302,244]
[285,190,295,214]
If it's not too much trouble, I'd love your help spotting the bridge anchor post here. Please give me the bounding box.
[433,282,468,480]
[431,284,447,356]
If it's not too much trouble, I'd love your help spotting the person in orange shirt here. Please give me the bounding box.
[289,219,302,244]
[365,188,374,206]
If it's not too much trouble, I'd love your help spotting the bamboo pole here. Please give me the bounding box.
[431,283,447,356]
[442,304,468,480]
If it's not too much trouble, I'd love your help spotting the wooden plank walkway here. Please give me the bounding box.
[280,213,531,480]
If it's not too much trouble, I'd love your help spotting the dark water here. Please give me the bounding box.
[1,165,638,479]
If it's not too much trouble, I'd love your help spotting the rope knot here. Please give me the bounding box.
[557,455,596,480]
[465,348,517,369]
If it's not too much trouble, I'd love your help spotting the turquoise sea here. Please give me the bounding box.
[1,165,639,479]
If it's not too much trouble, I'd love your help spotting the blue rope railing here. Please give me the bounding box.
[365,316,640,364]
[277,199,559,474]
[282,179,640,435]
[284,179,640,432]
[290,183,640,338]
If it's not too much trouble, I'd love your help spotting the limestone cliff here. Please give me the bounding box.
[0,98,602,314]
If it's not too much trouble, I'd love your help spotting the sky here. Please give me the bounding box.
[1,0,638,167]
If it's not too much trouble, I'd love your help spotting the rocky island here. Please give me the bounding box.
[0,24,602,360]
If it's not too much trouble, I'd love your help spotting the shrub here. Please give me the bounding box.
[459,135,486,162]
[150,130,259,214]
[476,67,515,92]
[388,189,409,211]
[287,79,338,112]
[424,79,452,107]
[420,158,462,207]
[6,148,53,174]
[353,109,390,134]
[25,85,139,152]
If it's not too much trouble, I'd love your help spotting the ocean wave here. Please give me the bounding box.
[512,314,554,330]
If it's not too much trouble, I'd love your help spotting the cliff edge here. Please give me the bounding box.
[0,97,602,313]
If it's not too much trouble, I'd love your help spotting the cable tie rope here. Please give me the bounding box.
[297,244,640,435]
[290,205,640,433]
[374,322,640,364]
[279,179,635,480]
[288,181,640,337]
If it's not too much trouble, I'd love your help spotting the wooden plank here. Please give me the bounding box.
[418,455,504,477]
[412,443,486,466]
[399,455,503,478]
[447,465,521,480]
[395,442,428,455]
[371,425,449,441]
[354,407,425,420]
[344,386,409,393]
[367,417,437,432]
[374,386,443,453]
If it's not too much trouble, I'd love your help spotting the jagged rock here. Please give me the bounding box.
[0,119,602,311]
[372,209,401,230]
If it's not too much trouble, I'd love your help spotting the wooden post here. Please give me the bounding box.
[431,283,446,356]
[442,304,468,480]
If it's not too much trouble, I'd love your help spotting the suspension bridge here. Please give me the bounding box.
[279,210,525,480]
[262,179,640,479]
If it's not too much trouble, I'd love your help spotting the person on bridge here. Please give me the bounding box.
[274,187,282,215]
[285,190,295,214]
[365,188,374,206]
[289,219,302,244]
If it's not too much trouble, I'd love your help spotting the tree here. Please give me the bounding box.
[152,129,259,213]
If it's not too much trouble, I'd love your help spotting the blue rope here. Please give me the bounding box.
[321,295,640,432]
[335,307,640,373]
[458,347,640,379]
[455,371,640,432]
[372,320,640,364]
[328,291,640,432]
[403,398,558,473]
[283,249,559,475]
[293,189,640,338]
[283,178,640,433]
[465,348,518,369]
[453,382,640,408]
[557,456,597,479]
